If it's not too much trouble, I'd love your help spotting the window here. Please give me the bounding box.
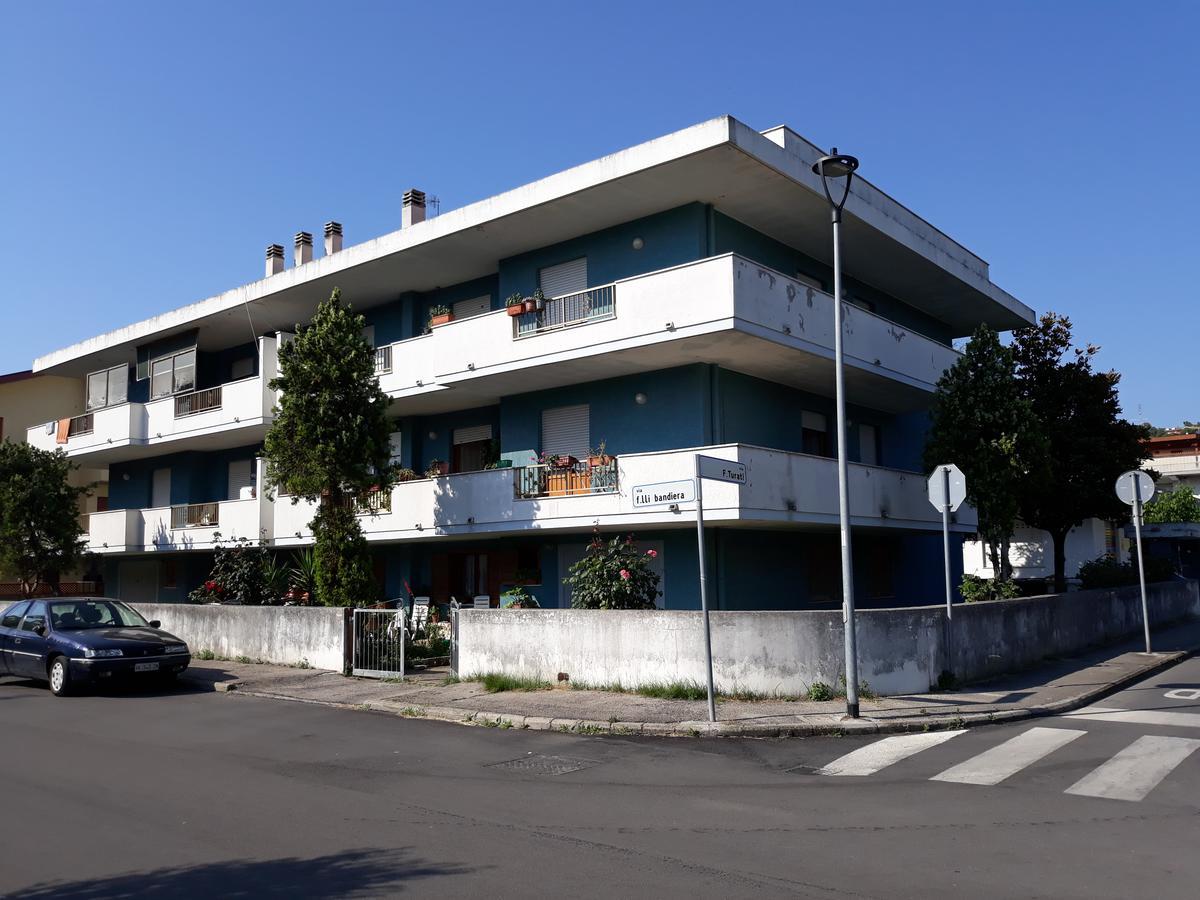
[452,425,494,473]
[230,356,255,380]
[1,601,30,629]
[86,365,128,411]
[161,560,178,590]
[452,296,491,320]
[858,423,879,466]
[20,601,47,633]
[801,411,830,457]
[227,459,255,501]
[150,349,196,399]
[541,404,590,460]
[539,257,588,298]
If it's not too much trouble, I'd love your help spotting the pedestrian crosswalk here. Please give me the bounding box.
[811,720,1200,803]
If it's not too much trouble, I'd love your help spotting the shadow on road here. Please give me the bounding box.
[7,847,474,898]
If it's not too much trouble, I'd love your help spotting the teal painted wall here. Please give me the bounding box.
[108,443,261,508]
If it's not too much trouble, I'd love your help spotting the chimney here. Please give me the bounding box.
[265,244,284,277]
[324,221,343,255]
[402,188,426,228]
[294,231,313,266]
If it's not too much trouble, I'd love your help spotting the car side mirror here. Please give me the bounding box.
[32,624,46,636]
[149,620,161,629]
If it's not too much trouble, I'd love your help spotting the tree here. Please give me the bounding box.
[924,326,1041,580]
[565,532,661,609]
[263,289,395,606]
[1143,485,1200,524]
[1011,312,1150,592]
[0,441,89,597]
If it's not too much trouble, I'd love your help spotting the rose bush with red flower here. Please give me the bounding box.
[565,530,661,609]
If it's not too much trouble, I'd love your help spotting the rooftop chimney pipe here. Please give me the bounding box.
[265,244,284,277]
[402,189,426,228]
[324,221,343,255]
[294,231,313,267]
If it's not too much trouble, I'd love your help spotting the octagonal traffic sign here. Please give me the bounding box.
[927,463,966,512]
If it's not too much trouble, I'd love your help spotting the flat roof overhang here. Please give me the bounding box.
[35,116,1034,377]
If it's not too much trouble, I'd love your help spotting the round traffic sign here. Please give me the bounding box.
[1115,470,1155,506]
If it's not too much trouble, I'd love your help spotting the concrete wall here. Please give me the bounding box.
[456,580,1200,696]
[132,603,347,671]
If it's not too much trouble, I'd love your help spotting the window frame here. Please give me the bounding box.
[149,348,197,400]
[85,364,129,411]
[19,601,48,633]
[1,601,31,629]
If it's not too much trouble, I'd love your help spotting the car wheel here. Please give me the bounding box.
[48,656,72,697]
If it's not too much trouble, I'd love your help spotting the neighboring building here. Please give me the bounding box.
[19,116,1033,608]
[1146,433,1200,497]
[963,521,1129,585]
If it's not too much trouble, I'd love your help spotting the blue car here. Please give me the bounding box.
[0,597,190,696]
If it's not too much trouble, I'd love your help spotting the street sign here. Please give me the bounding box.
[632,479,695,509]
[696,456,747,484]
[1116,470,1155,506]
[927,463,966,512]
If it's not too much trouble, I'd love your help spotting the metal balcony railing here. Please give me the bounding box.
[336,489,393,516]
[174,386,222,418]
[67,413,94,437]
[374,345,393,375]
[514,459,618,499]
[514,284,616,338]
[171,502,220,529]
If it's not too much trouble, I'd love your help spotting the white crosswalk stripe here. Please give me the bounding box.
[930,727,1087,786]
[1062,706,1200,730]
[817,730,965,776]
[1064,735,1200,802]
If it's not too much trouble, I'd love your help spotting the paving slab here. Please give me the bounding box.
[181,617,1200,737]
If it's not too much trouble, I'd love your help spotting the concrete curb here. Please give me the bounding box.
[200,648,1192,738]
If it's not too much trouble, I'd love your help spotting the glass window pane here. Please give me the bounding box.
[106,366,127,405]
[87,372,107,410]
[151,358,172,398]
[173,350,196,393]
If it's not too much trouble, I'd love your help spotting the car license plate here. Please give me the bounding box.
[134,662,159,672]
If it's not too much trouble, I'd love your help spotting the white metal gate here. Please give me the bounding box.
[352,608,406,678]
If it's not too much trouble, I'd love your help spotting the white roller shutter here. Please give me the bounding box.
[228,459,255,500]
[453,424,493,445]
[541,404,590,459]
[452,296,491,320]
[539,257,588,298]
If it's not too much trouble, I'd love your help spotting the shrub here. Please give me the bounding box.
[188,534,277,605]
[311,503,374,607]
[502,585,540,609]
[564,532,661,609]
[960,574,1020,603]
[1078,554,1175,590]
[1144,486,1200,524]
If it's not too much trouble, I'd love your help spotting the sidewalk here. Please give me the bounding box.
[181,618,1200,737]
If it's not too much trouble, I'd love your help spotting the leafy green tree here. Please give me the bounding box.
[0,441,89,597]
[1011,312,1150,592]
[263,289,394,606]
[1144,485,1200,524]
[924,326,1041,579]
[565,532,661,609]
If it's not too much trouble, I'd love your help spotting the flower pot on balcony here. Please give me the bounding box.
[551,455,578,469]
[506,304,524,318]
[430,312,454,327]
[522,299,537,314]
[587,454,612,468]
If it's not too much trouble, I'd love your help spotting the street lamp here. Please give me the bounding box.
[813,147,861,718]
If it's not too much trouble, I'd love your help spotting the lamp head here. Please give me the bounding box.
[812,149,859,179]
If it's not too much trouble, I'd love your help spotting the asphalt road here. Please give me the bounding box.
[4,658,1200,899]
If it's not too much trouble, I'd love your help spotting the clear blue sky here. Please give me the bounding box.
[2,1,1196,424]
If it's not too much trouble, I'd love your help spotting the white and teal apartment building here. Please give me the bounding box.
[23,116,1034,609]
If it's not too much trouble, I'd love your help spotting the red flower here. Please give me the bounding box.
[645,549,658,559]
[619,569,631,581]
[204,580,217,591]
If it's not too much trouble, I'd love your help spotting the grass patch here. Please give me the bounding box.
[806,681,836,702]
[441,675,462,686]
[194,649,217,661]
[634,680,708,701]
[398,706,424,717]
[478,673,552,693]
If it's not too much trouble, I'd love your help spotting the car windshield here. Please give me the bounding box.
[48,600,149,630]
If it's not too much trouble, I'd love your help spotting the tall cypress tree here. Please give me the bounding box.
[264,289,395,606]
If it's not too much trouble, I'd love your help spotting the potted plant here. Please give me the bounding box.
[425,459,448,478]
[522,295,537,314]
[586,440,611,468]
[429,305,453,327]
[505,293,525,317]
[532,288,547,311]
[395,467,419,482]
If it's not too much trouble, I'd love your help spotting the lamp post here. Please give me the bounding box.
[813,147,861,718]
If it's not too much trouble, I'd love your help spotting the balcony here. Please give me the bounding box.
[376,254,960,416]
[268,444,974,546]
[85,499,263,553]
[26,334,280,464]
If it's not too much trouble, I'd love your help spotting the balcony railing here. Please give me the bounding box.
[336,489,393,516]
[67,412,94,437]
[174,386,223,418]
[514,459,618,499]
[514,284,615,339]
[374,345,392,375]
[171,502,220,529]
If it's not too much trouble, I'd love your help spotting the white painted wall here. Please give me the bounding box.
[963,518,1128,581]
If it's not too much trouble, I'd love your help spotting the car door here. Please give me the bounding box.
[10,601,50,679]
[0,601,31,675]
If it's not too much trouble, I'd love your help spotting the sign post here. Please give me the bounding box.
[1116,470,1156,653]
[693,455,748,722]
[927,464,966,676]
